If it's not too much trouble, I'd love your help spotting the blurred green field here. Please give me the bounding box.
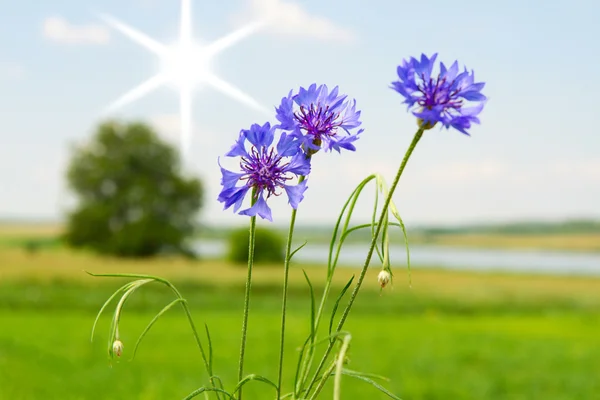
[411,232,600,252]
[1,241,600,399]
[2,310,599,400]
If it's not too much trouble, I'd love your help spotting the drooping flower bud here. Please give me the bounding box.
[112,340,123,357]
[378,270,391,288]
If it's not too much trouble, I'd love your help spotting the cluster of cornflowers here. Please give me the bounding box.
[213,53,485,399]
[219,53,486,221]
[218,84,363,221]
[92,53,486,400]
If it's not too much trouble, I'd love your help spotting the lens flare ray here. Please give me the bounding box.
[204,21,266,57]
[205,73,269,114]
[105,74,168,113]
[97,13,167,56]
[100,0,266,156]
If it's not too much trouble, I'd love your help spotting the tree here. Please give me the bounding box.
[227,226,284,265]
[64,120,203,257]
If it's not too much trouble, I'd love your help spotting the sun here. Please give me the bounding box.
[162,42,210,89]
[98,0,269,157]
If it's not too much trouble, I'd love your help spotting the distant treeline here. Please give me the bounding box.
[200,219,600,241]
[418,220,600,235]
[4,219,598,242]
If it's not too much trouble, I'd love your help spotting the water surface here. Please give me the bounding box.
[194,240,600,276]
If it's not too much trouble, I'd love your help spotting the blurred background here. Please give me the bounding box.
[1,0,599,399]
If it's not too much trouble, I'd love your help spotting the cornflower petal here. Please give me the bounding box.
[277,132,302,157]
[246,122,274,148]
[283,180,308,209]
[220,164,244,190]
[275,90,296,131]
[239,193,272,221]
[286,153,311,176]
[327,130,362,153]
[218,185,250,213]
[295,83,320,106]
[226,135,249,157]
[462,91,487,101]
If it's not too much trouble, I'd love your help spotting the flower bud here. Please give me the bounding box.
[112,340,123,357]
[378,270,391,288]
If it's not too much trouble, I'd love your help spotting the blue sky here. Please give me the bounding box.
[1,0,599,227]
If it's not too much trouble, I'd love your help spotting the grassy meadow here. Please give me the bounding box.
[1,224,600,399]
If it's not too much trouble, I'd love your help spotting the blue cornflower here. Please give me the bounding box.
[218,122,310,221]
[275,84,363,154]
[391,53,486,135]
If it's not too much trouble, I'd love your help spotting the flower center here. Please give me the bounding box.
[294,103,342,140]
[240,146,291,198]
[417,73,463,111]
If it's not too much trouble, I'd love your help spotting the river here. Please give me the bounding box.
[194,240,600,276]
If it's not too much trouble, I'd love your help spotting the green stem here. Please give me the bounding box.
[237,199,258,400]
[296,177,376,395]
[276,175,306,399]
[179,301,221,400]
[305,128,424,397]
[308,363,337,400]
[87,271,220,398]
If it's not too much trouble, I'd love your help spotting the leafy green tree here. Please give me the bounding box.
[64,120,203,257]
[227,226,284,264]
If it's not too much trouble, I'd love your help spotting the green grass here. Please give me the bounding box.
[1,307,599,400]
[1,274,600,399]
[2,246,600,399]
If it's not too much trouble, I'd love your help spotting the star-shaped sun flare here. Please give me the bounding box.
[99,0,268,157]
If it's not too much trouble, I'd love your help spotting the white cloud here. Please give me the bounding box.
[42,16,110,45]
[0,62,24,80]
[232,0,356,43]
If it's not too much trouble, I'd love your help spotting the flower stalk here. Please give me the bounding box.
[237,190,257,400]
[305,127,424,397]
[276,174,306,398]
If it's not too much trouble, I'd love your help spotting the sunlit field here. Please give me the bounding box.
[411,232,600,252]
[1,239,600,400]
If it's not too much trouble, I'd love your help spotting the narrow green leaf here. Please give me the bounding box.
[90,281,136,342]
[290,240,308,260]
[334,334,352,400]
[340,368,390,382]
[232,374,279,396]
[338,369,402,400]
[295,330,352,398]
[389,202,412,285]
[108,279,153,358]
[327,175,378,275]
[210,375,225,391]
[328,276,354,336]
[204,323,213,374]
[293,335,312,396]
[130,298,186,361]
[341,222,402,239]
[85,271,171,285]
[181,387,234,400]
[303,270,316,341]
